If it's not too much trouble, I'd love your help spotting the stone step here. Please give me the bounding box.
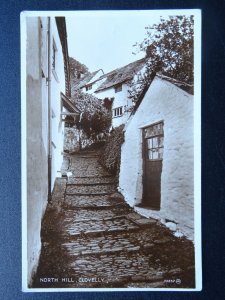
[74,155,99,158]
[66,184,117,195]
[62,216,140,237]
[68,174,114,181]
[67,176,116,185]
[71,169,111,178]
[63,200,127,210]
[63,240,140,257]
[64,192,125,209]
[35,253,166,288]
[70,157,99,163]
[70,157,111,178]
[55,207,132,223]
[75,150,97,155]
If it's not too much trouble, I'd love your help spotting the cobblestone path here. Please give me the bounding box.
[32,150,195,289]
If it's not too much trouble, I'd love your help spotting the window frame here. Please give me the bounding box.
[52,38,59,82]
[112,106,123,118]
[85,84,92,91]
[144,122,164,161]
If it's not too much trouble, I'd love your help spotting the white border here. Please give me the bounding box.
[21,9,202,292]
[21,11,28,293]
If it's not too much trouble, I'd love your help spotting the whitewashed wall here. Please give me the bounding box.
[26,16,66,285]
[81,70,104,94]
[26,17,48,286]
[119,77,194,239]
[95,83,133,128]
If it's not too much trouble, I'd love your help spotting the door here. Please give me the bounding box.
[142,122,164,210]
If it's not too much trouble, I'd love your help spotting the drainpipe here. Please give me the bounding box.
[47,17,52,202]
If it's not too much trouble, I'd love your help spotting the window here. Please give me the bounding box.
[113,106,123,117]
[52,39,57,70]
[85,84,92,91]
[114,84,122,93]
[52,39,59,82]
[144,122,164,160]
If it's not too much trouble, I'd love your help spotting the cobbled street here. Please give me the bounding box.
[32,150,195,289]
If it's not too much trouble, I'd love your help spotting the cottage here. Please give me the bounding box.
[25,16,74,285]
[71,69,104,95]
[94,58,147,128]
[119,74,195,240]
[74,58,147,128]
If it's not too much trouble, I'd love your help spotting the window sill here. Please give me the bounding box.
[112,115,123,118]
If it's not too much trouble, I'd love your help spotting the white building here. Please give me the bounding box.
[95,59,146,128]
[75,59,147,128]
[119,74,195,240]
[71,69,104,95]
[24,16,78,286]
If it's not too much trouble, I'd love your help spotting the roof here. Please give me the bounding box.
[132,72,194,115]
[61,93,80,114]
[55,17,71,98]
[156,73,194,95]
[72,70,103,91]
[95,58,147,92]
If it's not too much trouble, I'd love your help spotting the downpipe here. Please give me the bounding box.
[47,17,52,202]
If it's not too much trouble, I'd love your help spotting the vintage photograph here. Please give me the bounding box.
[21,10,201,291]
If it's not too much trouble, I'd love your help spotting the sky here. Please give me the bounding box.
[66,11,164,73]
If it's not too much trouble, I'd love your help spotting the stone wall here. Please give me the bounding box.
[64,127,80,152]
[64,126,96,152]
[119,76,194,240]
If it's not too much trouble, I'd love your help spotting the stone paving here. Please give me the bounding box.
[32,150,195,289]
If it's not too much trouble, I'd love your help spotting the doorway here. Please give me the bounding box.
[142,121,164,210]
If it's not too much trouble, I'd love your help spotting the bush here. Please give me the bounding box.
[100,125,125,178]
[71,90,112,139]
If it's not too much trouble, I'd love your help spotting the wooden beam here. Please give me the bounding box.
[61,112,79,116]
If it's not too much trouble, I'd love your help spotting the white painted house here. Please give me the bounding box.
[94,59,146,128]
[119,74,195,240]
[71,69,104,95]
[75,59,147,128]
[24,16,78,286]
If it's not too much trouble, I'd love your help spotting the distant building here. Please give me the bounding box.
[25,16,79,286]
[74,59,147,128]
[119,74,195,240]
[71,69,104,95]
[95,59,146,128]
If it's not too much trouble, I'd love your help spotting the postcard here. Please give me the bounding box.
[21,9,202,292]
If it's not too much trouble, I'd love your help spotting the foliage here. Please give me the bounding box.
[71,90,112,138]
[100,125,125,177]
[69,57,89,81]
[129,15,194,103]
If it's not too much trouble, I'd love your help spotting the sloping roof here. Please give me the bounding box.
[156,73,194,94]
[61,93,80,114]
[55,17,71,98]
[95,58,147,92]
[72,70,102,91]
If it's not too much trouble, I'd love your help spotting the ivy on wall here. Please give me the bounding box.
[100,125,125,179]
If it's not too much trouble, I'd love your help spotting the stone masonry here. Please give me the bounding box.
[32,150,195,289]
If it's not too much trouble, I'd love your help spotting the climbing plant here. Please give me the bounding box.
[71,90,112,139]
[100,125,125,178]
[129,15,194,104]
